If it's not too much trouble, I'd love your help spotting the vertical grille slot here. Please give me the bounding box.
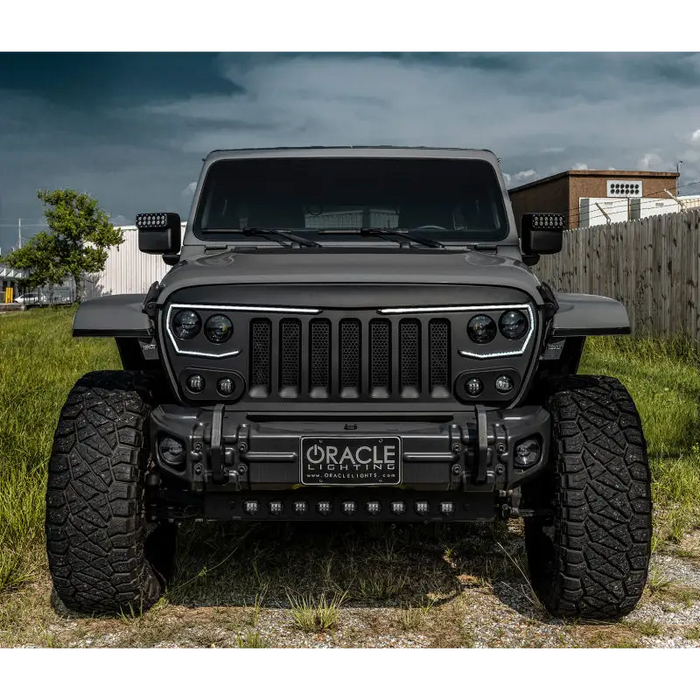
[399,319,421,398]
[429,319,450,398]
[249,319,271,398]
[279,319,301,397]
[339,319,361,398]
[309,319,331,398]
[369,319,391,398]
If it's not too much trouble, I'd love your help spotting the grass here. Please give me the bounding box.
[684,625,700,641]
[579,334,700,543]
[236,630,269,648]
[398,599,435,631]
[356,569,411,601]
[624,619,663,637]
[1,309,700,647]
[287,591,347,632]
[0,307,119,594]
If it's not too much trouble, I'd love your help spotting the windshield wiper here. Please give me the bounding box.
[200,227,321,248]
[243,227,321,248]
[358,227,445,249]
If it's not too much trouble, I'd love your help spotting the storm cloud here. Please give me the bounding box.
[1,52,699,250]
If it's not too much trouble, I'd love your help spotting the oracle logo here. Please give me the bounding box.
[305,443,397,470]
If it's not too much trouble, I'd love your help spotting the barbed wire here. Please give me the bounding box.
[516,179,700,222]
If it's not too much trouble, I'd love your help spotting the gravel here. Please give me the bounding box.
[5,530,700,649]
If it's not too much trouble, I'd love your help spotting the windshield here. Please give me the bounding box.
[193,157,510,243]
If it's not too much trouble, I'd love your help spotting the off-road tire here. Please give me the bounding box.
[523,375,652,620]
[46,370,164,615]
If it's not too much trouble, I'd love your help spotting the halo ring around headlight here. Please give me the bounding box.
[499,310,529,340]
[467,314,497,344]
[204,314,233,343]
[172,310,201,339]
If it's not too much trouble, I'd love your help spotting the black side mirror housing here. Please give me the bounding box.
[521,213,565,256]
[136,212,182,256]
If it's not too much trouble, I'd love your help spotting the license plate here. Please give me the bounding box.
[300,436,402,486]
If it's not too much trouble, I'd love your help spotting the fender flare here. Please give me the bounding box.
[551,293,630,338]
[72,295,151,338]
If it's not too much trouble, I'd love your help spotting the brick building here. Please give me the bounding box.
[508,169,680,231]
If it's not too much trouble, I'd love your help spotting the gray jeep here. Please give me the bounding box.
[46,147,652,620]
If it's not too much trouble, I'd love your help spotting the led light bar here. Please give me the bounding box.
[135,212,170,230]
[529,213,566,231]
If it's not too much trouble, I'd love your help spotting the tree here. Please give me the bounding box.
[0,189,124,302]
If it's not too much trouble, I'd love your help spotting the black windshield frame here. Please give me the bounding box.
[192,157,511,243]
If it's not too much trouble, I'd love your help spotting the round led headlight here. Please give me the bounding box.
[204,314,233,343]
[467,314,497,344]
[499,310,529,340]
[172,310,201,340]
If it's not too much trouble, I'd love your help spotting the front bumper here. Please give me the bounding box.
[150,405,551,496]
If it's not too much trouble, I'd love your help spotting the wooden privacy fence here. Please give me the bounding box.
[535,209,700,335]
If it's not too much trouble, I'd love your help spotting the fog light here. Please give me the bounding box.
[465,377,483,397]
[342,501,357,515]
[366,501,381,515]
[269,500,283,515]
[415,501,430,516]
[217,377,234,396]
[440,501,455,515]
[514,438,541,468]
[391,501,406,515]
[293,500,308,515]
[317,501,332,515]
[495,375,514,394]
[244,500,259,515]
[158,436,185,466]
[187,374,205,393]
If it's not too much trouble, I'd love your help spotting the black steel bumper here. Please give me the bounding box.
[150,405,551,495]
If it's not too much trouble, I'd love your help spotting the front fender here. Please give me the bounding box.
[551,293,630,338]
[73,294,151,338]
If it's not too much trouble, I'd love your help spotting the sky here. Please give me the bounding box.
[1,51,700,251]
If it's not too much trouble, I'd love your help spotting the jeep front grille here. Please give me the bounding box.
[248,316,451,401]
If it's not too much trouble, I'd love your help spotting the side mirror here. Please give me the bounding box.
[136,213,182,256]
[521,213,565,255]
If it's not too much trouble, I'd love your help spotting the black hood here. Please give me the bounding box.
[157,249,545,305]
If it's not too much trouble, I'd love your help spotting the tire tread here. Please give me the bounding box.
[525,375,652,620]
[45,370,162,615]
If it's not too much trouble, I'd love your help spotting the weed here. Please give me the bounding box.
[495,542,546,614]
[287,591,347,632]
[683,625,700,641]
[625,619,663,637]
[237,631,268,648]
[646,568,674,595]
[398,598,435,631]
[356,569,410,601]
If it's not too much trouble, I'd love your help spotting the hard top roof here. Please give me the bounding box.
[203,146,499,163]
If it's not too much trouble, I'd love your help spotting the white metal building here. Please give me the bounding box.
[678,195,700,210]
[1,263,24,298]
[578,198,632,228]
[84,223,185,299]
[578,195,698,228]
